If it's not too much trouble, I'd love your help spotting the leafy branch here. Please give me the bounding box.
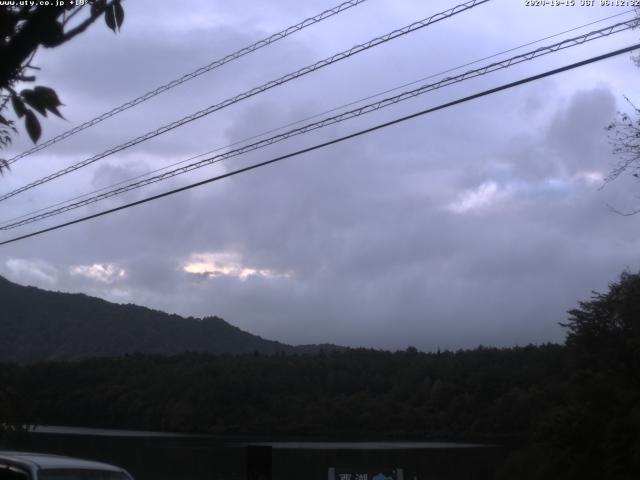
[0,0,125,167]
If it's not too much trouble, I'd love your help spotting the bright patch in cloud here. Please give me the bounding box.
[575,170,604,185]
[183,252,292,281]
[447,181,506,214]
[540,171,604,191]
[70,263,126,283]
[542,177,569,191]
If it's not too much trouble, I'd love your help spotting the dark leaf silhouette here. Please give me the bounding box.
[24,110,41,143]
[10,95,26,118]
[105,5,117,32]
[33,86,64,118]
[114,0,124,29]
[21,89,47,116]
[40,20,64,47]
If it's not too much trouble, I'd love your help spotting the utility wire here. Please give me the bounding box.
[0,0,490,203]
[1,18,635,231]
[3,7,634,232]
[2,9,633,229]
[6,0,370,165]
[2,42,638,247]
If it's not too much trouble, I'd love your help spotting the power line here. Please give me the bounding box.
[30,3,615,230]
[2,42,638,247]
[0,0,490,203]
[6,0,371,165]
[3,9,633,229]
[2,17,635,231]
[4,9,633,231]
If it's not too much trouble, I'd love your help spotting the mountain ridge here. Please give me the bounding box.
[0,276,343,363]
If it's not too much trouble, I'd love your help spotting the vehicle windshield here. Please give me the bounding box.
[39,470,130,480]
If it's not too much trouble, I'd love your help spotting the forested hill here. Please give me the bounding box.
[0,276,341,363]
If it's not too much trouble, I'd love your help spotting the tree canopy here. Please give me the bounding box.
[564,270,640,382]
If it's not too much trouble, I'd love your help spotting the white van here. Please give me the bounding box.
[0,452,134,480]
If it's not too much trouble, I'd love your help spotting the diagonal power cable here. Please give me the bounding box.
[6,0,370,165]
[2,43,639,247]
[1,18,636,231]
[0,10,628,232]
[0,0,491,203]
[1,9,632,229]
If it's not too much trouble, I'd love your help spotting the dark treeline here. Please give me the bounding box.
[0,344,566,439]
[1,271,639,479]
[0,343,634,479]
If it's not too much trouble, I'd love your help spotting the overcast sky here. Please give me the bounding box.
[0,0,639,351]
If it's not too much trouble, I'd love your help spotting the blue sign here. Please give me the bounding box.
[328,468,403,480]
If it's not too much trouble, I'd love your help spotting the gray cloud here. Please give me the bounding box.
[1,0,639,351]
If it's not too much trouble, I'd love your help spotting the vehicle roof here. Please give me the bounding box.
[0,451,125,472]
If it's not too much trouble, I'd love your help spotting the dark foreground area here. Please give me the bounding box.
[2,271,640,479]
[3,430,504,480]
[0,341,637,479]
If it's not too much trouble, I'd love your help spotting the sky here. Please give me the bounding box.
[0,0,639,351]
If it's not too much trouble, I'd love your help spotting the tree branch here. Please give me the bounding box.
[0,1,116,88]
[49,1,118,47]
[606,203,640,216]
[61,5,85,27]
